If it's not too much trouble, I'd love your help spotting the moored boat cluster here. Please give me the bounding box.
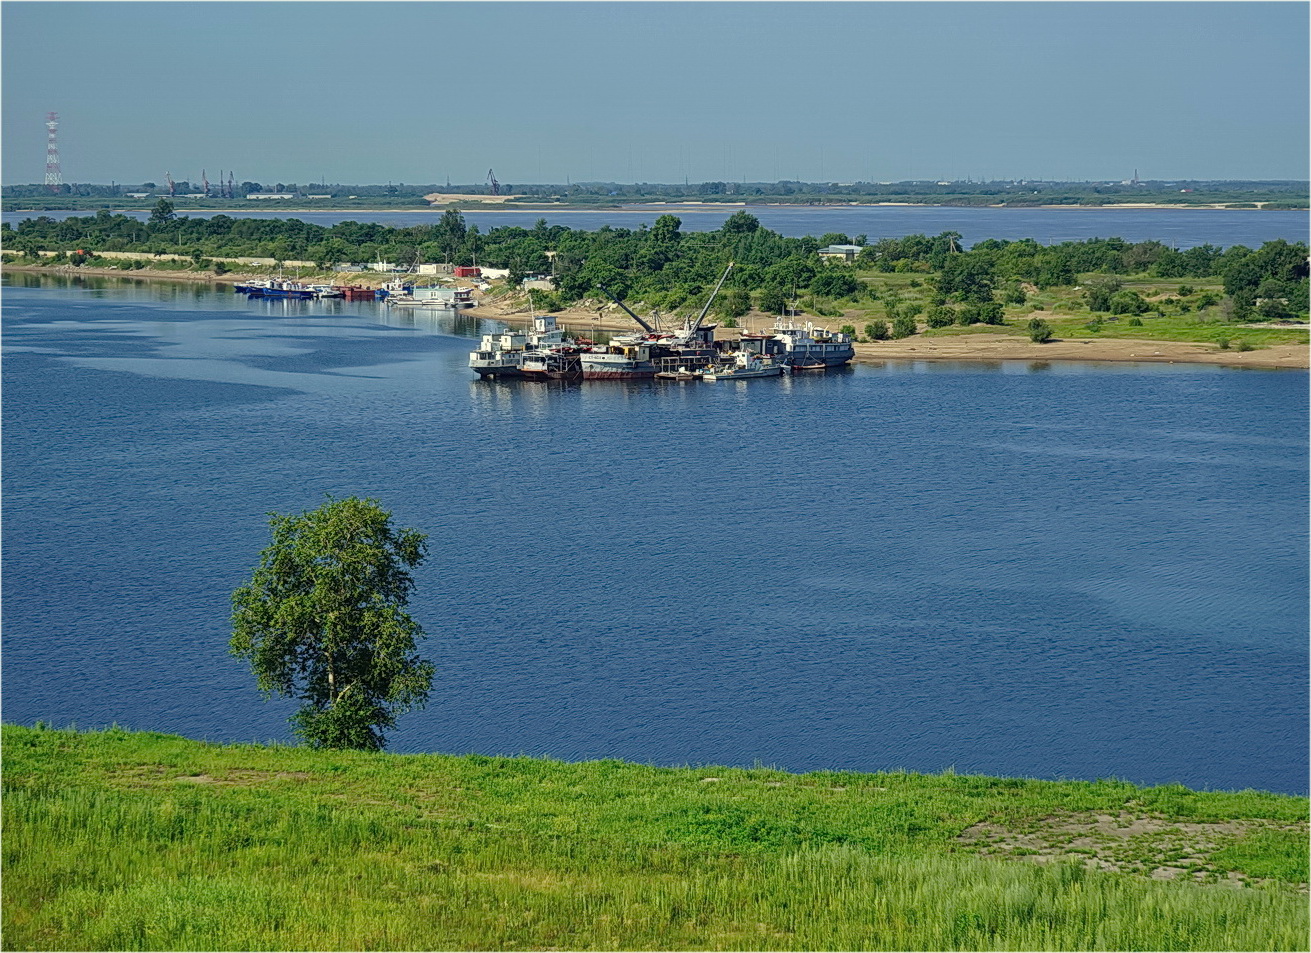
[470,262,853,382]
[234,278,475,306]
[468,312,854,382]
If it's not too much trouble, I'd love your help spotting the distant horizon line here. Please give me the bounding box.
[5,177,1309,189]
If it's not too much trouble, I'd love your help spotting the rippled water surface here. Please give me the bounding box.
[4,276,1307,793]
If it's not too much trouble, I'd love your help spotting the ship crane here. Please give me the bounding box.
[487,169,500,196]
[598,285,657,334]
[599,261,734,339]
[686,262,734,338]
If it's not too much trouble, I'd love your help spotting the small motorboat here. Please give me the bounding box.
[701,352,785,380]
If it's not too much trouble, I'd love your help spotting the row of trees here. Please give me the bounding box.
[6,208,1307,321]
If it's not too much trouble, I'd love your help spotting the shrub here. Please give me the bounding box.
[1217,337,1231,349]
[1086,317,1104,332]
[717,288,751,319]
[1109,290,1150,315]
[1127,317,1143,326]
[1084,277,1123,312]
[1178,284,1194,296]
[1027,318,1053,343]
[1236,340,1254,352]
[839,324,857,339]
[757,286,786,316]
[810,270,860,298]
[891,315,917,339]
[866,320,889,341]
[925,306,956,329]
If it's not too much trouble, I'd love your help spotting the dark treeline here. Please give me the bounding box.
[4,179,1306,209]
[5,207,1307,321]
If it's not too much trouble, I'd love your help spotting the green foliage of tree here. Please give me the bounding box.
[1027,318,1053,343]
[230,496,434,751]
[716,288,751,319]
[1109,290,1150,315]
[937,253,996,304]
[925,306,956,329]
[1085,277,1124,312]
[720,211,761,234]
[866,320,889,341]
[891,314,917,339]
[11,209,1307,324]
[757,286,786,316]
[810,269,860,298]
[149,199,175,225]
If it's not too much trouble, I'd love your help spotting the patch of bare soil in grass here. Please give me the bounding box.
[958,812,1308,891]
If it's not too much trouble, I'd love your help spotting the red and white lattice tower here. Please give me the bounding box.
[45,112,63,193]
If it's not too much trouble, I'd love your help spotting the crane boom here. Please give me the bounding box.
[689,262,734,335]
[598,285,656,334]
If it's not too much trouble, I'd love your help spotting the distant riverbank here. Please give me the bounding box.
[7,200,1299,217]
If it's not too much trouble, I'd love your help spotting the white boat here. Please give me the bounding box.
[309,284,344,298]
[701,351,785,380]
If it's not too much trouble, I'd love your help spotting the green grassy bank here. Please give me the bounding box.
[3,725,1307,951]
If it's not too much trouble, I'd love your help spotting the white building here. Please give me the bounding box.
[818,244,864,263]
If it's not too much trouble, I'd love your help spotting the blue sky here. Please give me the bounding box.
[2,1,1307,185]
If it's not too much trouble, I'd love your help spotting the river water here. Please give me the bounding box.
[3,274,1307,794]
[6,205,1309,249]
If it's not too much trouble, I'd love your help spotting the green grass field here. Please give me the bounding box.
[827,272,1310,351]
[3,725,1306,951]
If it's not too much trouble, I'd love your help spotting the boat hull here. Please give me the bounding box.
[783,347,854,367]
[580,354,657,380]
[581,366,658,380]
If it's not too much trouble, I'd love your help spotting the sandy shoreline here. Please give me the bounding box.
[8,262,1306,370]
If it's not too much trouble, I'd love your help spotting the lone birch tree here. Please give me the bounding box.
[230,496,434,750]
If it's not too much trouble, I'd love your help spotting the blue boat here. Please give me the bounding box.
[236,279,316,299]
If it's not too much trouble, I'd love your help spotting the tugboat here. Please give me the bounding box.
[738,311,855,370]
[469,296,584,380]
[519,311,584,381]
[469,326,529,378]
